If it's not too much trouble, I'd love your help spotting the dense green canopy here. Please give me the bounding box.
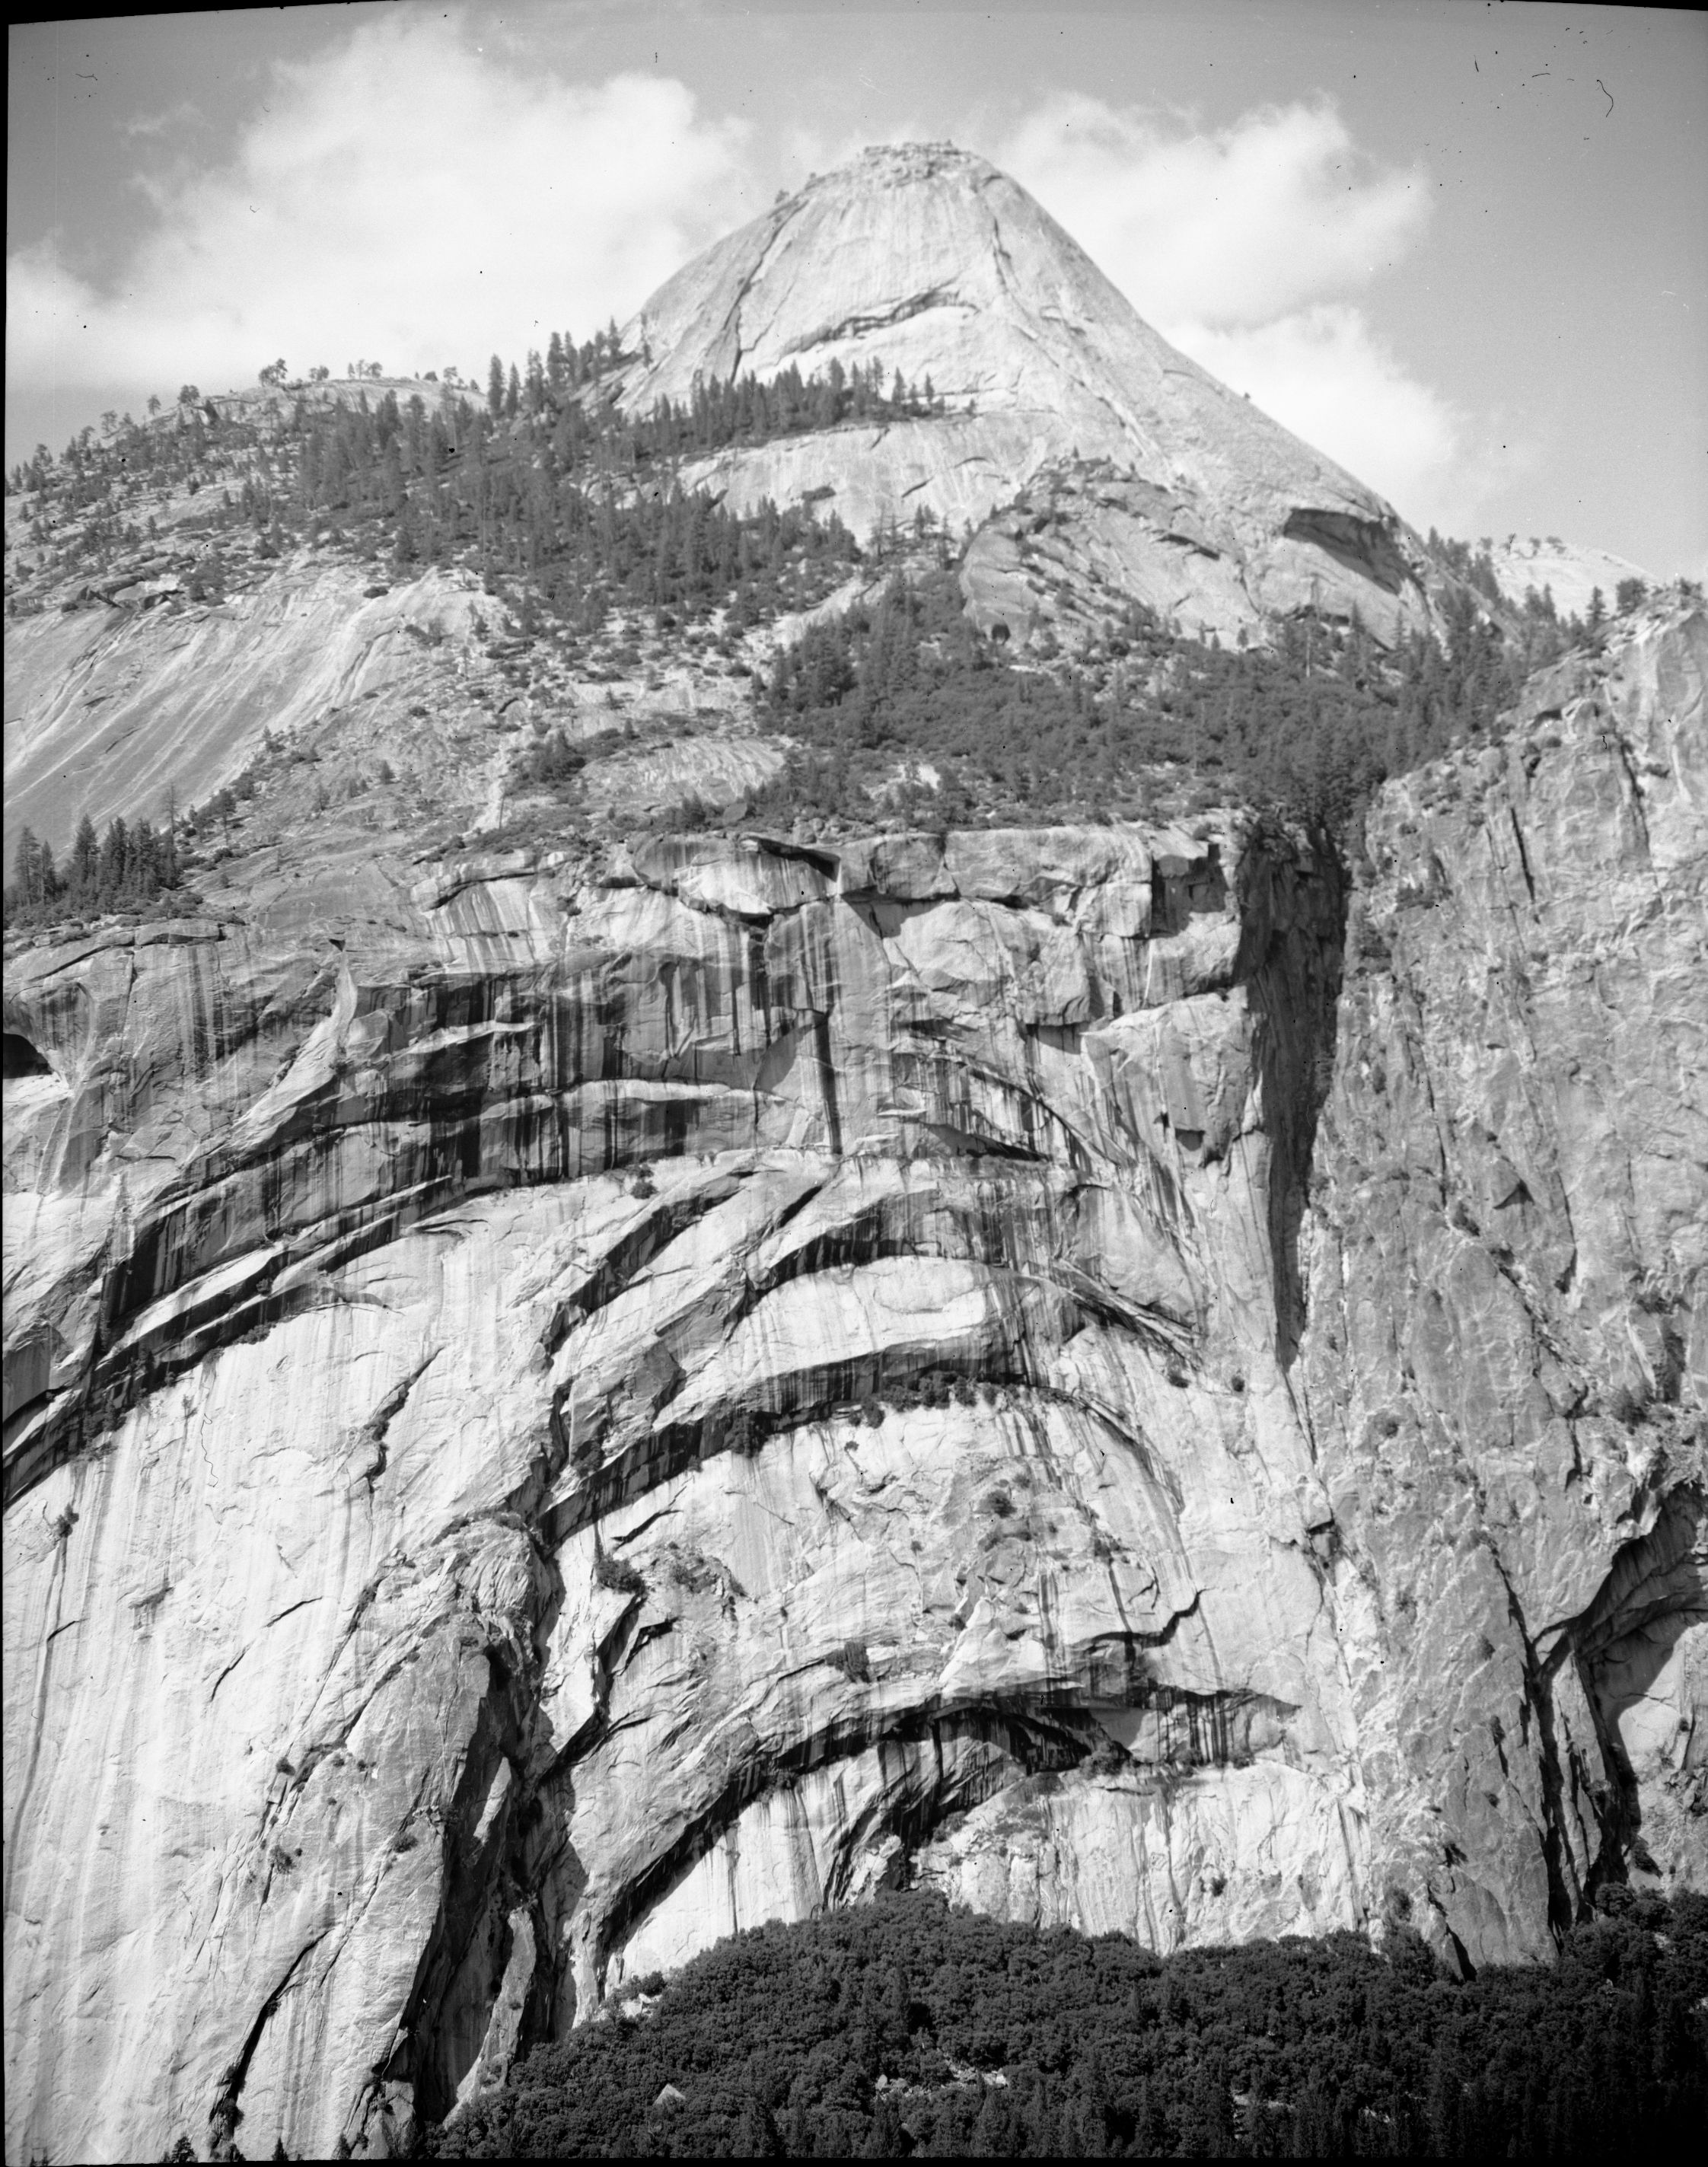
[427,1885,1707,2158]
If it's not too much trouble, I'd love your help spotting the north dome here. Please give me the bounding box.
[614,142,1433,642]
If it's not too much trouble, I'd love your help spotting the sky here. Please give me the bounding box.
[8,2,1706,575]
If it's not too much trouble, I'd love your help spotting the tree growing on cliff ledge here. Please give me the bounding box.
[4,810,182,929]
[5,827,59,913]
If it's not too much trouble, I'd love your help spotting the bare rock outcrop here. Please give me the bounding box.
[614,143,1436,647]
[959,459,1422,652]
[1300,601,1707,1964]
[1485,534,1653,620]
[2,559,490,864]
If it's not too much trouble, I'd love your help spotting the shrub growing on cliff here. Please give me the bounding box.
[426,1886,1708,2158]
[591,1546,646,1598]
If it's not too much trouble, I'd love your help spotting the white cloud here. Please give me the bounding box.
[6,12,756,406]
[994,93,1487,524]
[1171,306,1462,518]
[999,94,1429,330]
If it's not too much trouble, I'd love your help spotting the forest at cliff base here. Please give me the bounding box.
[417,1887,1707,2159]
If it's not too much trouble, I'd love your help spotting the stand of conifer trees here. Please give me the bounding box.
[422,1886,1706,2159]
[748,564,1566,837]
[5,812,181,929]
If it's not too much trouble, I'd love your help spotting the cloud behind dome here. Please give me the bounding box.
[993,93,1490,525]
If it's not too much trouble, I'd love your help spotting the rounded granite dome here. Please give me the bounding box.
[619,139,1372,502]
[612,140,1432,643]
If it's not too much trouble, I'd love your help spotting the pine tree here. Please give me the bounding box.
[69,814,100,899]
[1190,2050,1236,2155]
[97,817,130,903]
[129,821,161,899]
[9,827,39,907]
[862,2090,904,2156]
[734,2091,784,2156]
[6,826,59,912]
[486,355,506,420]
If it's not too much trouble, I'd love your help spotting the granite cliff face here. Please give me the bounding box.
[5,808,1355,2159]
[616,143,1436,648]
[4,137,1703,2167]
[1300,602,1707,1962]
[5,605,1703,2163]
